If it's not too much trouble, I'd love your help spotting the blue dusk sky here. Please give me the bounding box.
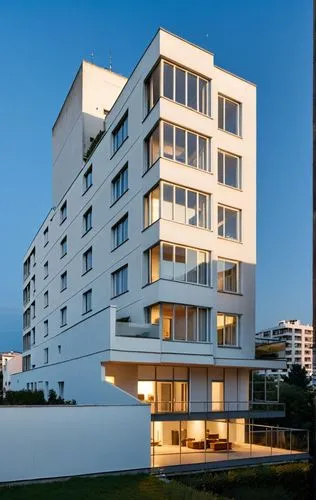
[0,0,311,350]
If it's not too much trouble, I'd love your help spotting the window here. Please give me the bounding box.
[23,283,31,305]
[61,271,67,291]
[58,381,64,399]
[145,62,161,113]
[112,214,128,249]
[148,243,209,285]
[44,261,48,278]
[82,289,92,314]
[217,313,238,346]
[112,265,128,297]
[44,348,48,364]
[82,247,92,274]
[162,61,209,115]
[146,124,160,169]
[23,332,31,352]
[31,301,35,319]
[113,113,128,153]
[162,122,209,171]
[83,207,92,234]
[23,308,31,330]
[22,355,31,372]
[146,122,209,172]
[60,201,67,224]
[43,227,49,246]
[31,275,36,294]
[44,291,49,308]
[162,183,209,229]
[112,164,128,203]
[83,165,92,193]
[44,320,48,337]
[148,303,208,342]
[144,185,160,227]
[60,307,67,327]
[218,205,240,241]
[218,95,241,135]
[23,257,31,280]
[60,236,67,258]
[31,327,35,345]
[217,259,239,293]
[218,150,241,188]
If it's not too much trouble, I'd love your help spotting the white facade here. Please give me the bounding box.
[2,353,22,395]
[11,29,289,472]
[256,320,313,378]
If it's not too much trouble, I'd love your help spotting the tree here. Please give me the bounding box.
[282,364,311,390]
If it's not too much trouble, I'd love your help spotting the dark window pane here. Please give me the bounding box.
[163,123,174,159]
[175,187,185,223]
[218,96,224,129]
[225,154,239,187]
[175,128,185,163]
[148,126,160,168]
[187,249,197,283]
[187,73,197,110]
[175,246,186,281]
[198,252,207,285]
[198,136,207,170]
[163,63,174,100]
[161,243,173,279]
[187,133,197,167]
[162,184,173,220]
[187,190,197,226]
[174,305,186,340]
[187,307,197,341]
[199,309,207,341]
[198,194,207,228]
[225,99,238,134]
[152,64,160,107]
[225,209,238,239]
[218,206,224,236]
[175,68,186,105]
[218,152,224,183]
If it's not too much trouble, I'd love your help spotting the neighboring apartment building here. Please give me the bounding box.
[0,352,21,373]
[256,320,313,379]
[11,28,301,470]
[2,353,22,395]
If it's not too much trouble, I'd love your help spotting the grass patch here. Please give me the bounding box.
[0,474,224,500]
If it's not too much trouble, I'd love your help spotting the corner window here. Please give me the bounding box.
[112,214,128,249]
[162,122,209,171]
[218,205,240,241]
[83,165,93,193]
[144,185,160,227]
[145,62,161,113]
[60,201,67,224]
[217,259,239,293]
[217,313,238,346]
[113,113,128,154]
[112,265,128,297]
[83,207,92,235]
[82,289,92,314]
[162,183,209,229]
[146,124,160,170]
[82,247,92,274]
[218,150,241,189]
[218,95,241,135]
[112,164,128,203]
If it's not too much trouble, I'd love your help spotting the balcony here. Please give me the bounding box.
[255,339,285,360]
[150,400,285,420]
[116,321,159,339]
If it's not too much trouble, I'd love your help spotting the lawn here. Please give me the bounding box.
[0,474,224,500]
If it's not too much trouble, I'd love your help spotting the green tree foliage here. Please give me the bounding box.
[282,364,311,390]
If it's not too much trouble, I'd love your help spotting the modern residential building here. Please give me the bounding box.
[0,352,21,374]
[11,28,307,471]
[256,320,313,379]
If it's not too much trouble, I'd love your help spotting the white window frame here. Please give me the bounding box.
[217,258,240,293]
[82,289,92,314]
[43,227,49,247]
[218,94,241,136]
[112,265,128,297]
[60,307,67,327]
[44,320,48,337]
[217,205,241,241]
[83,207,92,235]
[218,150,241,189]
[112,214,128,249]
[82,247,92,274]
[112,164,128,203]
[112,113,128,154]
[60,236,67,258]
[44,291,49,308]
[60,201,67,224]
[217,313,239,347]
[83,165,93,193]
[44,348,48,364]
[60,271,67,292]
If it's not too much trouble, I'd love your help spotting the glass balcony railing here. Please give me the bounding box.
[148,400,285,414]
[116,322,159,339]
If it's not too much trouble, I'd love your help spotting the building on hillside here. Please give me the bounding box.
[11,28,308,471]
[2,353,22,395]
[256,320,313,379]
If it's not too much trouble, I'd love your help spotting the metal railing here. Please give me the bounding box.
[148,400,285,414]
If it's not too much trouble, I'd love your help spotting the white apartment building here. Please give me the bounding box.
[2,353,22,395]
[256,320,313,379]
[11,29,296,470]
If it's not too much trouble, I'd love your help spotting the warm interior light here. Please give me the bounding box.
[105,376,115,384]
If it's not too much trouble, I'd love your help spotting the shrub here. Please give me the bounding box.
[4,390,46,405]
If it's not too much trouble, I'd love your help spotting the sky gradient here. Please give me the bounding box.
[0,0,312,350]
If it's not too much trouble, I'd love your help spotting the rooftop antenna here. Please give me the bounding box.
[90,51,95,64]
[109,51,112,71]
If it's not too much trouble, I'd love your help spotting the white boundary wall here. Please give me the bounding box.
[0,405,150,482]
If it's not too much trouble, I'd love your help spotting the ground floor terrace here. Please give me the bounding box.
[150,419,309,470]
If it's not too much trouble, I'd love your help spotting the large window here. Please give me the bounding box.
[60,307,67,327]
[113,113,128,153]
[218,205,240,241]
[112,265,128,297]
[83,165,92,193]
[60,236,67,258]
[218,150,241,189]
[82,247,92,274]
[60,271,67,291]
[112,164,128,203]
[162,61,209,114]
[112,214,128,249]
[217,313,238,346]
[146,121,209,171]
[148,303,208,342]
[218,95,241,135]
[147,243,209,285]
[217,259,239,293]
[83,207,92,235]
[144,182,209,229]
[145,62,161,113]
